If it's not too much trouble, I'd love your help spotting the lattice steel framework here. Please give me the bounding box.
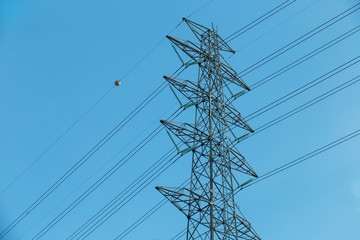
[156,18,261,240]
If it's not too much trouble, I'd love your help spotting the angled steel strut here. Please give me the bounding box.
[156,18,261,240]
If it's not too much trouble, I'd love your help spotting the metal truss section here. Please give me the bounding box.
[156,186,209,217]
[218,63,250,90]
[156,187,261,240]
[183,18,235,53]
[167,36,250,91]
[223,103,253,133]
[167,35,207,64]
[156,18,261,240]
[224,146,258,178]
[163,76,207,104]
[160,120,209,150]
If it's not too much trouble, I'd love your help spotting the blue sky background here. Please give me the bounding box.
[1,0,360,239]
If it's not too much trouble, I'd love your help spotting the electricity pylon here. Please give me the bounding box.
[156,18,261,240]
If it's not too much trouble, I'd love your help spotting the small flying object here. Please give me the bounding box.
[115,80,121,86]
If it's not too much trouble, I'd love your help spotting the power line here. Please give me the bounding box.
[238,2,360,76]
[16,6,358,238]
[112,64,360,239]
[29,64,189,239]
[69,19,348,239]
[32,126,175,239]
[118,23,183,83]
[78,153,183,240]
[116,58,359,238]
[236,128,360,192]
[66,148,177,239]
[117,77,360,238]
[222,5,360,94]
[17,6,297,237]
[1,4,209,198]
[18,101,180,240]
[171,228,187,240]
[116,0,220,83]
[171,127,360,239]
[151,14,358,239]
[245,56,360,121]
[1,1,300,238]
[73,58,360,240]
[115,199,168,240]
[107,179,188,240]
[114,179,190,240]
[244,74,360,141]
[30,93,186,239]
[62,139,185,239]
[185,0,216,19]
[250,24,360,89]
[0,65,182,240]
[101,5,360,236]
[90,67,360,239]
[0,11,193,235]
[65,142,180,240]
[0,85,114,198]
[9,0,352,211]
[235,0,321,52]
[225,0,296,42]
[0,17,188,239]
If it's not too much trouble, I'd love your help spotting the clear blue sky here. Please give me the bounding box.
[1,0,360,239]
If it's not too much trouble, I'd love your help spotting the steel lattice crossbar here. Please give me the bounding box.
[156,18,261,240]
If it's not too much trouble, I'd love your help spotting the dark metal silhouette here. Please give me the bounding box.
[156,18,261,240]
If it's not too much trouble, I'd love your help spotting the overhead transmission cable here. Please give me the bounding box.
[120,73,360,240]
[0,17,188,239]
[0,64,183,240]
[65,147,185,240]
[76,153,184,240]
[113,0,218,83]
[114,178,191,240]
[1,1,293,238]
[114,198,168,240]
[172,229,187,240]
[224,0,296,42]
[112,58,360,239]
[30,64,191,239]
[238,128,360,192]
[75,67,360,240]
[18,101,180,240]
[0,81,168,239]
[236,2,360,76]
[40,26,358,240]
[10,6,287,238]
[0,0,226,198]
[32,108,184,240]
[249,24,360,89]
[245,56,360,121]
[185,0,216,19]
[171,127,360,240]
[240,73,360,143]
[236,0,321,52]
[217,3,360,93]
[103,6,360,237]
[86,75,360,239]
[19,6,358,238]
[41,28,360,239]
[0,85,114,198]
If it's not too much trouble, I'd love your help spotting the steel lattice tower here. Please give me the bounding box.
[156,18,261,240]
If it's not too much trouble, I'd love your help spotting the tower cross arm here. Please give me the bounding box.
[164,75,208,104]
[219,62,250,90]
[183,17,235,53]
[167,35,206,63]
